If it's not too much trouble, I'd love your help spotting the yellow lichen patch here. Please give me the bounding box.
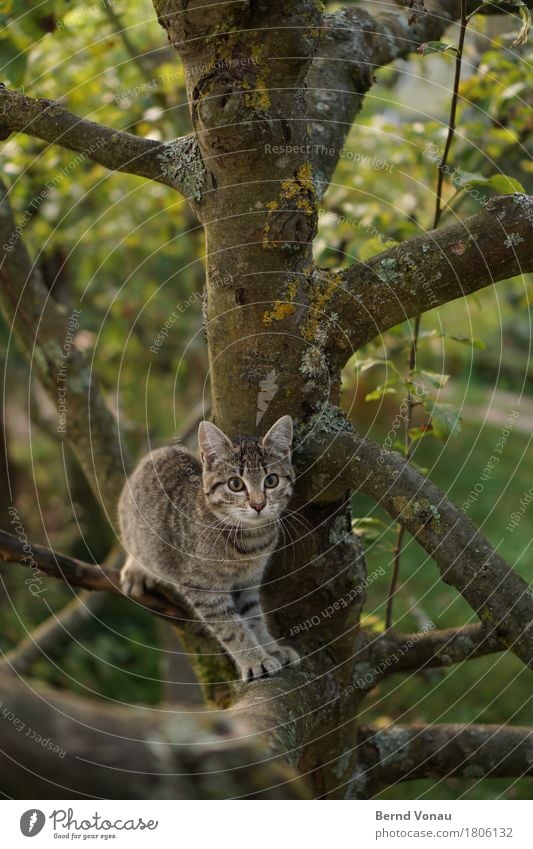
[262,164,317,250]
[246,83,271,111]
[244,42,271,111]
[287,278,298,301]
[198,35,271,112]
[280,163,315,202]
[263,301,296,325]
[263,276,299,325]
[390,496,441,528]
[302,269,343,342]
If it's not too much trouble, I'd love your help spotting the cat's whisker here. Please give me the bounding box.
[276,516,297,570]
[283,507,316,534]
[280,511,319,557]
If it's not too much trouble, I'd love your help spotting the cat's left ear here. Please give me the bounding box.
[262,415,293,455]
[198,420,233,465]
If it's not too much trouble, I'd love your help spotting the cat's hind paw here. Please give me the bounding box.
[241,653,282,682]
[271,644,300,668]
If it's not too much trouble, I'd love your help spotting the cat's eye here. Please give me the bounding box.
[228,477,245,492]
[264,473,279,488]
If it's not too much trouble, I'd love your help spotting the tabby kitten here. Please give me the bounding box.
[118,415,300,681]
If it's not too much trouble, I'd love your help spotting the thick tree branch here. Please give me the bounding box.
[308,1,533,194]
[0,529,189,622]
[0,668,310,799]
[0,179,128,511]
[358,722,533,795]
[329,194,533,356]
[369,624,505,679]
[370,1,533,66]
[302,431,533,668]
[0,87,207,199]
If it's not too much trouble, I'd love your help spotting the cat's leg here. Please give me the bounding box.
[235,588,300,669]
[189,590,283,682]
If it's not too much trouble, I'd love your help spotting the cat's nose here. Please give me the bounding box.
[250,494,266,513]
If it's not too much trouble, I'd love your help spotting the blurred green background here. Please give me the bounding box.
[0,0,531,799]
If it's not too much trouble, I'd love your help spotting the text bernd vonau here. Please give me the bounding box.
[376,811,452,821]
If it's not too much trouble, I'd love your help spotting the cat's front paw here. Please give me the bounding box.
[120,560,155,598]
[271,644,301,668]
[241,653,282,682]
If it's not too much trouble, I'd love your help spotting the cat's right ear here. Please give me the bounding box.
[198,421,233,466]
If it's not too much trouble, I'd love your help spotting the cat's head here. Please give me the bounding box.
[198,415,294,528]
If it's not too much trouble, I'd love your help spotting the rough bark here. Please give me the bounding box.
[330,194,533,358]
[0,668,310,799]
[0,87,205,199]
[358,723,533,796]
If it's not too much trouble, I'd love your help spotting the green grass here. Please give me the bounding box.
[352,417,533,799]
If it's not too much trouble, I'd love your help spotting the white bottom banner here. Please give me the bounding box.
[2,800,531,848]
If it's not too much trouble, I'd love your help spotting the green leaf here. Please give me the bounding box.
[355,357,388,373]
[417,369,450,388]
[424,402,462,440]
[418,41,458,56]
[479,0,531,46]
[446,334,486,350]
[455,169,490,187]
[487,174,525,194]
[408,425,434,443]
[352,517,389,541]
[503,0,533,46]
[352,517,388,529]
[365,384,397,402]
[405,380,429,400]
[514,2,532,45]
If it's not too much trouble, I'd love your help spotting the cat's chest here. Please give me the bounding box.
[195,525,276,581]
[195,549,268,591]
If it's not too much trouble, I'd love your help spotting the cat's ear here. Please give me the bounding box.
[262,415,293,454]
[198,421,233,465]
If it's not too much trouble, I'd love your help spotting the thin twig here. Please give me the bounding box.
[385,315,420,630]
[433,0,469,230]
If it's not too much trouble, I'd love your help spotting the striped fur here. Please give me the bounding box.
[119,416,300,681]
